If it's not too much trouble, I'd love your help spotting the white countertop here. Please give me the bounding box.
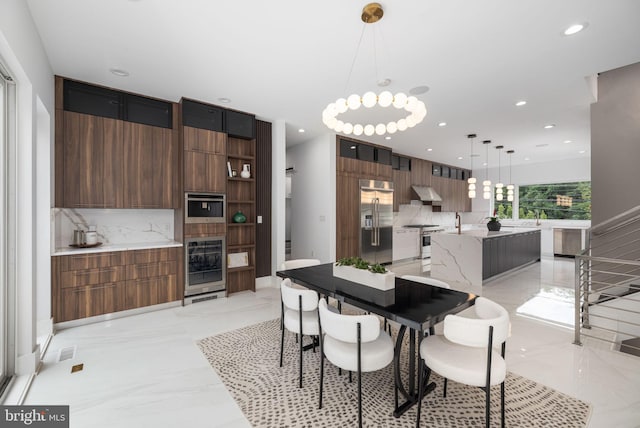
[440,227,540,238]
[53,240,183,256]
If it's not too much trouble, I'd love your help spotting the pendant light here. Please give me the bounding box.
[482,140,492,199]
[495,145,504,201]
[507,149,515,202]
[467,134,477,198]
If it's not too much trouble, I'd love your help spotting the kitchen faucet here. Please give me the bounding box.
[535,210,541,226]
[455,211,461,234]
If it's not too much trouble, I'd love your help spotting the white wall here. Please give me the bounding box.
[287,134,336,263]
[591,62,640,225]
[0,0,54,384]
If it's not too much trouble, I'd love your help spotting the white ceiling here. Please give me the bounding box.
[26,0,640,169]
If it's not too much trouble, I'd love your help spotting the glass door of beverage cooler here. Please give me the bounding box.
[185,237,225,296]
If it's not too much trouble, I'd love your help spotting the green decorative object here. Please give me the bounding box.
[232,211,247,223]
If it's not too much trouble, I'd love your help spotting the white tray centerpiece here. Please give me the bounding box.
[333,257,395,291]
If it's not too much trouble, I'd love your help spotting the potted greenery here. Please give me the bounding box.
[486,210,502,231]
[333,257,395,290]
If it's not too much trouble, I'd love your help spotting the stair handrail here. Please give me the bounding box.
[590,205,640,237]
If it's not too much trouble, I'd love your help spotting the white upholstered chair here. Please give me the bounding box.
[416,297,510,428]
[281,258,321,272]
[279,278,321,388]
[318,299,394,428]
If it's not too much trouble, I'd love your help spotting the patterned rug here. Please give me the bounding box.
[198,319,592,427]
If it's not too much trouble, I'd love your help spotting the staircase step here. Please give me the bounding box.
[620,337,640,357]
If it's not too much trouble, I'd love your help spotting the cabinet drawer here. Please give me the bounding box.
[127,260,177,280]
[126,248,179,264]
[123,275,179,310]
[60,265,126,288]
[59,282,125,322]
[59,252,126,271]
[184,223,226,238]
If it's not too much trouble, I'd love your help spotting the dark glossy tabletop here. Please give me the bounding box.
[276,263,476,331]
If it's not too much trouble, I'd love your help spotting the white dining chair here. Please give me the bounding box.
[280,278,321,388]
[318,299,394,428]
[416,297,510,428]
[281,258,321,271]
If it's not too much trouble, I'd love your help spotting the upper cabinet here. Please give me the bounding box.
[55,77,179,208]
[181,99,256,139]
[183,125,227,193]
[226,109,256,139]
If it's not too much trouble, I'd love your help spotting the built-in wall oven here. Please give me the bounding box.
[185,193,225,223]
[185,236,225,304]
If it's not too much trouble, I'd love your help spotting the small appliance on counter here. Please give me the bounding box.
[70,225,102,248]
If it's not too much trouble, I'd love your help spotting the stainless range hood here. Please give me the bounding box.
[411,185,442,203]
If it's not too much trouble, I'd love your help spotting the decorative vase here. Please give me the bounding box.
[487,220,501,231]
[232,211,247,223]
[240,164,251,178]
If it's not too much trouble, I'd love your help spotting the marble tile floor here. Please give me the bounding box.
[26,257,640,427]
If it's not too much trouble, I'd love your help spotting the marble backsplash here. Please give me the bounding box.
[52,208,175,249]
[394,202,456,229]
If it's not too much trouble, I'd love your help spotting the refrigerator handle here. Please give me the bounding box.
[373,198,380,247]
[370,198,377,246]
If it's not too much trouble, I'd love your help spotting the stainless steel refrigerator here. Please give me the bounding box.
[359,179,394,265]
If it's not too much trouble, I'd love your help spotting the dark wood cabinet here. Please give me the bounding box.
[62,111,124,208]
[56,77,178,208]
[124,121,177,208]
[183,126,227,193]
[52,247,182,323]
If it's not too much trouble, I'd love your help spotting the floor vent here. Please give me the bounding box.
[57,346,77,362]
[193,294,218,304]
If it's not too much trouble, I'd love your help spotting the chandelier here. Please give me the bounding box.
[321,3,427,136]
[467,134,477,199]
[507,149,515,201]
[482,140,492,199]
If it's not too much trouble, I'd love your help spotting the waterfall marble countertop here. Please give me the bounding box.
[440,226,541,238]
[53,240,183,256]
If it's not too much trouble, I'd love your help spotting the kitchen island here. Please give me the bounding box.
[431,227,541,287]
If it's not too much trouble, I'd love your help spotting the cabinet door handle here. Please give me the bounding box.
[72,283,117,293]
[74,268,116,275]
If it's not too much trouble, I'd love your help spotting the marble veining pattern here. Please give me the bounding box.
[53,208,175,250]
[25,260,640,427]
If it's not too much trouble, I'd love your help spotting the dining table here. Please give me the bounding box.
[276,262,477,417]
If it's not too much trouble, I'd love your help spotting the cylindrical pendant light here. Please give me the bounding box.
[507,149,515,201]
[482,140,492,199]
[467,134,477,199]
[495,145,504,201]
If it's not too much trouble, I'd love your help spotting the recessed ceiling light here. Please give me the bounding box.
[350,145,356,150]
[409,85,430,95]
[470,154,480,158]
[579,150,586,154]
[564,23,588,36]
[385,136,391,140]
[515,100,527,107]
[298,128,305,133]
[535,143,549,147]
[426,148,433,152]
[457,156,463,160]
[482,162,487,166]
[109,68,129,77]
[377,78,391,87]
[564,140,572,144]
[544,124,555,129]
[524,157,530,161]
[218,97,231,103]
[438,122,447,127]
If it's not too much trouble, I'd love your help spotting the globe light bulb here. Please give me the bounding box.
[364,124,375,136]
[375,123,386,135]
[378,91,393,107]
[362,92,377,108]
[347,94,361,110]
[392,92,408,109]
[353,124,364,136]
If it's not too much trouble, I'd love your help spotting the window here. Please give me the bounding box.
[518,181,591,220]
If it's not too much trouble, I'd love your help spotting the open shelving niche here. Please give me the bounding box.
[226,136,256,294]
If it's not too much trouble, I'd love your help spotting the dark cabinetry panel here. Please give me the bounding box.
[182,99,225,132]
[124,94,173,129]
[226,109,256,139]
[482,231,541,280]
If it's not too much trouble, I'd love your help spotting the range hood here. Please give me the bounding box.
[411,185,442,203]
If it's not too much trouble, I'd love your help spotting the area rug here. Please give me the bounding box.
[198,319,591,427]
